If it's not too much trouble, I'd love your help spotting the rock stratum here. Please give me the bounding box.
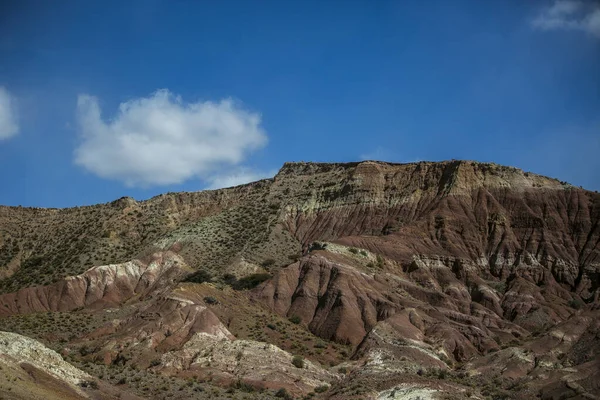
[0,160,598,399]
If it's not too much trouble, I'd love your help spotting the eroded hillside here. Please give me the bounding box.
[1,160,599,399]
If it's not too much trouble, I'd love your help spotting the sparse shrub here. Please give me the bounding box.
[233,380,255,392]
[261,259,276,268]
[267,323,277,330]
[568,298,584,309]
[488,281,507,294]
[275,388,293,399]
[437,369,447,379]
[79,345,91,356]
[288,315,301,324]
[203,296,218,305]
[222,273,237,285]
[348,247,359,254]
[233,273,271,290]
[149,359,161,367]
[292,355,304,368]
[309,242,327,252]
[184,270,213,284]
[314,385,329,393]
[79,380,99,389]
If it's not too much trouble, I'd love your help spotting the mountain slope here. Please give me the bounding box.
[0,160,599,399]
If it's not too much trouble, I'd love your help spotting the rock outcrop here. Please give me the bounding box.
[254,250,526,362]
[85,294,234,365]
[159,332,338,395]
[0,251,190,316]
[0,331,91,387]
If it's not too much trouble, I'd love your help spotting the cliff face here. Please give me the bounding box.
[276,161,599,298]
[268,161,599,314]
[0,160,599,400]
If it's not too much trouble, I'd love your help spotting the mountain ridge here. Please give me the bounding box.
[0,159,584,212]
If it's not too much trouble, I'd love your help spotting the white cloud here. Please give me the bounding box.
[0,87,19,140]
[206,167,278,189]
[532,0,600,38]
[75,89,268,187]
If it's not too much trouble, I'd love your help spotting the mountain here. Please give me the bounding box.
[0,160,599,400]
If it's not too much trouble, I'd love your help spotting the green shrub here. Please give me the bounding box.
[79,380,99,389]
[314,385,329,393]
[149,359,161,367]
[309,242,327,251]
[292,355,304,368]
[261,259,276,268]
[184,270,213,284]
[233,380,255,392]
[348,247,359,254]
[221,273,272,290]
[569,298,585,309]
[488,280,506,293]
[233,273,271,290]
[275,388,293,399]
[288,315,301,324]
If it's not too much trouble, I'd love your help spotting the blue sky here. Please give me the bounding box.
[0,0,599,207]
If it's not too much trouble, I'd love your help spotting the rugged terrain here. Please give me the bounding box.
[0,160,599,399]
